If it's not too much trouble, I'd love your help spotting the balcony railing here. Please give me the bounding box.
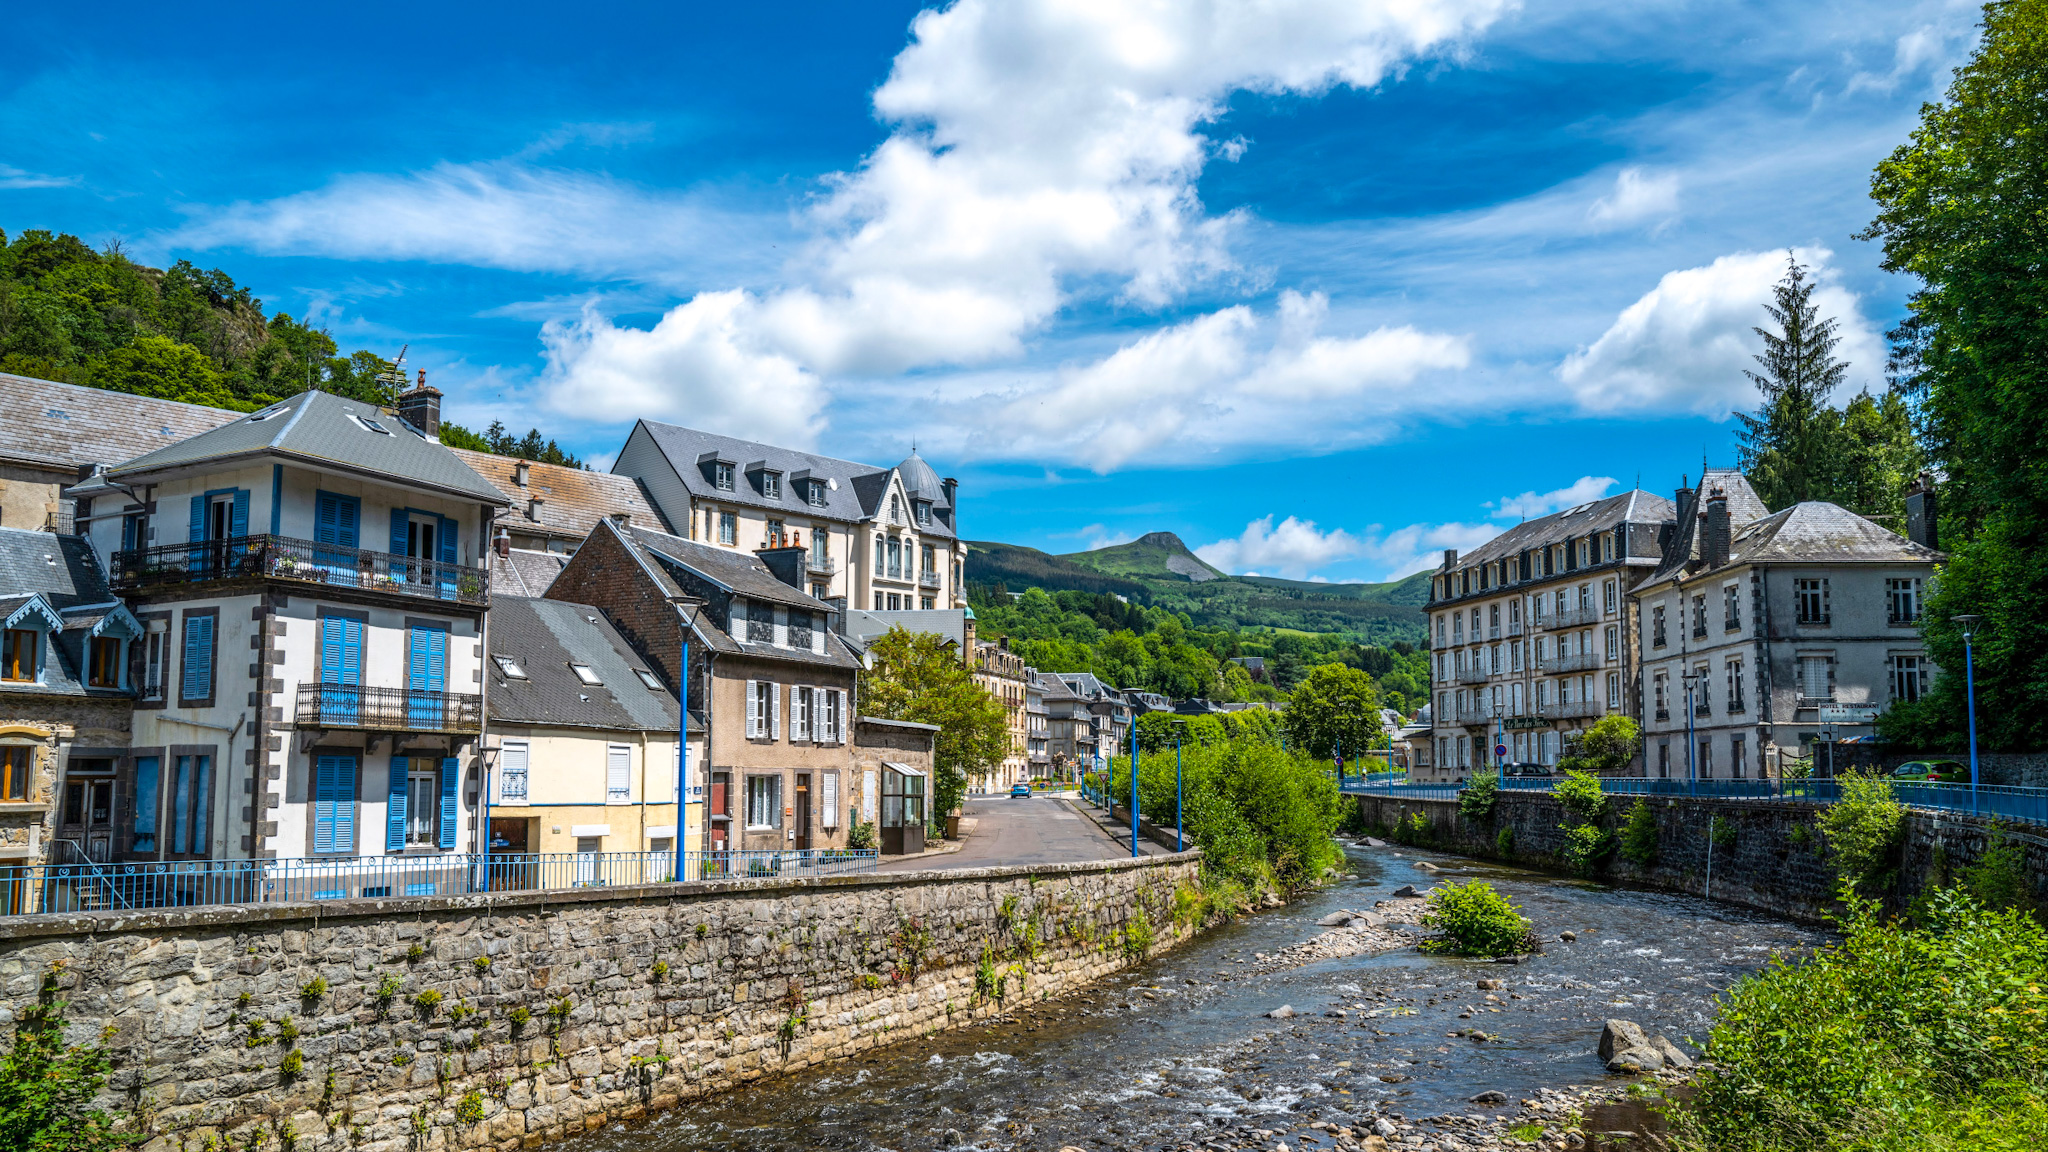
[1456,665,1491,685]
[806,554,838,575]
[1695,702,1713,718]
[1542,700,1606,720]
[1543,651,1602,673]
[1452,705,1497,726]
[1506,621,1524,637]
[112,535,488,607]
[1547,605,1600,629]
[295,683,483,734]
[919,571,941,589]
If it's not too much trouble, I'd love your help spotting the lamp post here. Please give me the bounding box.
[1172,718,1186,853]
[1682,669,1700,797]
[1955,614,1983,816]
[675,598,705,867]
[1129,716,1140,858]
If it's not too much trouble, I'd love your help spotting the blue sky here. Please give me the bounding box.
[2,0,1976,581]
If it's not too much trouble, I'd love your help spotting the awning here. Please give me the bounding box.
[882,761,926,778]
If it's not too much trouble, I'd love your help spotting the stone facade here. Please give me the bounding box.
[0,852,1200,1152]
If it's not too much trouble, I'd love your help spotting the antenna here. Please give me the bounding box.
[374,344,411,407]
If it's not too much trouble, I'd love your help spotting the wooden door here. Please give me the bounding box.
[794,775,812,850]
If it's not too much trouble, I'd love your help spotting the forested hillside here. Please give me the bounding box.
[0,227,581,465]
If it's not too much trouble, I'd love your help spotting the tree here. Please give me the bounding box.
[1560,714,1642,775]
[859,627,1009,824]
[1281,663,1381,761]
[1863,0,2048,751]
[0,967,136,1151]
[1737,257,1851,510]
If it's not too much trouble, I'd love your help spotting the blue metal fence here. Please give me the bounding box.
[1339,774,2048,827]
[2,848,879,917]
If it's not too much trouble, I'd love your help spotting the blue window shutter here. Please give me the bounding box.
[181,615,213,700]
[343,617,362,685]
[391,508,409,556]
[314,755,339,853]
[427,628,445,691]
[231,489,249,538]
[188,495,204,543]
[387,757,408,851]
[337,496,358,548]
[409,626,428,692]
[320,617,345,684]
[438,515,458,563]
[438,757,458,850]
[316,493,339,543]
[334,756,356,852]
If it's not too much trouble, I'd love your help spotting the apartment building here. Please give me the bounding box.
[974,639,1029,789]
[1632,473,1942,780]
[72,387,508,868]
[612,421,964,611]
[1035,671,1097,779]
[1423,489,1676,780]
[1025,672,1050,778]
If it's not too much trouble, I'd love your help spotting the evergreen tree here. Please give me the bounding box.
[1737,257,1850,510]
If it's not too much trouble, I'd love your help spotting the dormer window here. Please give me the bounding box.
[915,501,932,527]
[2,629,37,683]
[761,471,783,499]
[714,463,735,492]
[88,638,123,688]
[806,480,827,507]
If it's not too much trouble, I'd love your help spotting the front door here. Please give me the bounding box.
[59,761,116,862]
[794,774,812,850]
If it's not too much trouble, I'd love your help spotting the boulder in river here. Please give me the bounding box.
[1470,1090,1508,1105]
[1598,1019,1651,1062]
[1413,861,1442,871]
[1268,1005,1297,1019]
[1392,885,1420,898]
[1476,978,1504,991]
[1378,1073,1409,1084]
[1651,1034,1694,1069]
[942,1129,965,1148]
[1365,837,1387,847]
[1317,911,1357,927]
[1607,1046,1667,1074]
[1361,1138,1393,1152]
[1374,1116,1401,1136]
[1560,930,1578,942]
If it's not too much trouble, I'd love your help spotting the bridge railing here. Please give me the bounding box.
[1338,774,2048,827]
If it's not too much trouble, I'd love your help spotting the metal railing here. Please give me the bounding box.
[1542,651,1602,673]
[1456,666,1491,685]
[1542,700,1606,720]
[919,571,941,589]
[1506,622,1524,637]
[0,847,879,917]
[1338,775,2048,828]
[1451,705,1496,726]
[111,535,489,607]
[806,554,839,575]
[294,683,483,734]
[1547,605,1600,629]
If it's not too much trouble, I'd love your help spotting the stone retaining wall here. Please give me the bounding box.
[0,853,1202,1152]
[1351,791,2048,924]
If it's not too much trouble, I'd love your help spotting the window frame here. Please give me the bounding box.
[1,628,38,683]
[177,608,219,708]
[0,745,31,802]
[745,773,782,829]
[499,740,530,802]
[713,462,735,492]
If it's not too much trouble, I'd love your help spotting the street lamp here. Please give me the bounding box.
[1954,614,1983,816]
[1128,716,1141,857]
[1681,668,1701,797]
[674,598,706,865]
[1172,718,1186,853]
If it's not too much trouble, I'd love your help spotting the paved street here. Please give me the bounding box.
[878,793,1166,871]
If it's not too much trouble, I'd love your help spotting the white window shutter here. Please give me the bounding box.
[747,680,762,738]
[770,683,781,740]
[821,772,839,828]
[794,687,810,742]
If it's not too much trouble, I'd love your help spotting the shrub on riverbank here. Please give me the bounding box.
[1818,771,1903,895]
[1418,880,1540,957]
[1110,740,1342,897]
[1678,886,2048,1152]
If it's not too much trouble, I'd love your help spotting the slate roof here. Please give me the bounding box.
[453,450,669,542]
[1450,488,1677,569]
[626,420,958,539]
[0,528,133,699]
[842,608,968,649]
[485,596,693,733]
[0,373,240,473]
[1633,472,1935,590]
[488,548,569,599]
[107,390,508,504]
[1638,470,1770,585]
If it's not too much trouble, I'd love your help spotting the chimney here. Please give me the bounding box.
[493,529,510,558]
[608,511,632,529]
[941,476,958,508]
[1905,473,1939,550]
[1442,548,1459,571]
[755,543,808,590]
[1704,486,1731,568]
[396,371,442,438]
[514,461,530,487]
[527,495,545,522]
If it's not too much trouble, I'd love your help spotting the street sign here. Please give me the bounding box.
[1495,744,1508,758]
[1818,704,1881,724]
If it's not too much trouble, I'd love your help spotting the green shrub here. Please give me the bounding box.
[1459,773,1499,822]
[1121,908,1154,960]
[1819,771,1904,894]
[1109,737,1342,896]
[1495,824,1515,858]
[1711,815,1738,850]
[0,969,135,1150]
[298,976,327,1001]
[1789,823,1813,850]
[1680,888,2048,1151]
[1618,799,1658,867]
[1962,832,2033,913]
[1560,822,1609,878]
[279,1048,303,1078]
[411,989,442,1017]
[847,820,878,850]
[1418,880,1539,957]
[1390,810,1432,847]
[456,1091,485,1126]
[1553,770,1607,822]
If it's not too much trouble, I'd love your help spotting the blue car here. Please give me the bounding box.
[1009,784,1032,798]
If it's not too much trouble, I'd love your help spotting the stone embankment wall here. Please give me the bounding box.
[1352,791,2048,924]
[0,853,1201,1152]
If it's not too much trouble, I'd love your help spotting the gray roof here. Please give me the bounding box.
[624,420,958,539]
[0,529,132,700]
[108,389,509,505]
[485,596,691,732]
[1639,498,1940,592]
[1450,488,1677,569]
[843,608,968,648]
[0,373,240,473]
[489,548,569,600]
[1639,470,1769,585]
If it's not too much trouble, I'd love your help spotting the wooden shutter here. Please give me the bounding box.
[747,680,762,738]
[230,489,249,538]
[386,757,409,851]
[821,772,839,829]
[391,508,409,556]
[437,757,458,850]
[188,495,204,542]
[770,683,781,740]
[180,614,213,701]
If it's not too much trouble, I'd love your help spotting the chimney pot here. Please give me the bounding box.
[527,496,545,521]
[1704,486,1731,568]
[514,461,530,487]
[493,530,510,558]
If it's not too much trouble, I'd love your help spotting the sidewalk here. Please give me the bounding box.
[1066,797,1177,857]
[874,817,975,868]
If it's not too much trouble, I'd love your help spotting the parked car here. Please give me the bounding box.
[1009,783,1033,798]
[1893,760,1968,783]
[1502,762,1552,778]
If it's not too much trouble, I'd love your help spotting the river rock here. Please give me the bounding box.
[1470,1090,1508,1105]
[1268,1005,1297,1019]
[1598,1019,1651,1062]
[1651,1034,1693,1069]
[1365,837,1387,847]
[1373,1117,1400,1137]
[1392,885,1420,898]
[1317,911,1357,927]
[1362,1138,1392,1152]
[1476,979,1503,991]
[1560,930,1578,942]
[942,1129,965,1147]
[1414,861,1442,871]
[1606,1046,1666,1074]
[1351,911,1385,928]
[1378,1074,1408,1084]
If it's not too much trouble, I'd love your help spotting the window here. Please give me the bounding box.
[890,494,904,523]
[1892,655,1929,703]
[1654,671,1669,720]
[1692,594,1707,639]
[1511,642,1524,673]
[1731,735,1748,779]
[915,501,932,527]
[1887,578,1923,625]
[1651,604,1666,648]
[746,601,775,643]
[0,746,29,801]
[1605,580,1617,614]
[718,512,738,546]
[406,764,440,845]
[633,668,663,690]
[1606,672,1620,708]
[169,753,211,855]
[762,471,782,499]
[746,774,782,828]
[1698,739,1713,778]
[1795,578,1830,625]
[87,637,122,688]
[873,592,884,610]
[500,741,529,801]
[748,680,779,739]
[1657,741,1670,778]
[714,462,735,491]
[312,753,358,854]
[493,656,528,679]
[1604,625,1619,661]
[789,610,814,650]
[568,663,602,686]
[921,542,935,575]
[1727,659,1746,713]
[1435,615,1446,644]
[1452,615,1463,644]
[143,621,166,701]
[131,755,159,851]
[1692,665,1711,716]
[807,480,828,507]
[1490,645,1501,674]
[607,745,631,803]
[179,613,215,703]
[920,596,935,609]
[792,686,813,741]
[1799,655,1834,702]
[1724,583,1742,631]
[887,539,903,579]
[2,629,35,682]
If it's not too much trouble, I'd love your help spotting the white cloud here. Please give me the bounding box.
[1196,514,1499,582]
[1488,475,1618,520]
[1558,247,1886,417]
[0,163,77,190]
[1848,22,1968,95]
[1587,167,1680,230]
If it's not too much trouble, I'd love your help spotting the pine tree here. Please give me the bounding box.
[1737,256,1850,510]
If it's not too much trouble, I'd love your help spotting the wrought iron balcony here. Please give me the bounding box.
[1546,605,1600,629]
[1543,651,1603,673]
[1542,700,1606,720]
[294,683,483,734]
[806,553,838,575]
[112,535,488,607]
[1506,621,1524,637]
[1452,704,1497,726]
[919,570,941,589]
[1456,666,1492,685]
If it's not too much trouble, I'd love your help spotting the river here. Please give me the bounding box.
[566,840,1827,1152]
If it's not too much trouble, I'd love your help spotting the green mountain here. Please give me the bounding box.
[962,531,1429,644]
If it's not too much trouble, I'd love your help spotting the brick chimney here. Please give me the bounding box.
[1704,486,1731,569]
[493,529,510,558]
[396,369,442,438]
[1442,548,1459,570]
[755,543,808,591]
[1905,472,1939,550]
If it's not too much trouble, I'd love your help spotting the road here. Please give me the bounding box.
[877,793,1166,871]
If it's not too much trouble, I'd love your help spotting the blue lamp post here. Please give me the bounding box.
[1955,614,1983,816]
[1683,669,1700,797]
[1129,718,1140,857]
[1174,719,1186,852]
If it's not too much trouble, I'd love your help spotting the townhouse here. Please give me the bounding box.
[1036,671,1099,778]
[839,605,1031,790]
[1424,489,1676,780]
[64,386,509,875]
[1632,472,1942,780]
[612,421,965,611]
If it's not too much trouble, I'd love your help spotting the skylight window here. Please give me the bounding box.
[569,663,603,686]
[246,404,288,422]
[348,413,392,435]
[633,669,663,690]
[493,656,528,680]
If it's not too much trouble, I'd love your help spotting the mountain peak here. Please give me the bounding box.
[1134,530,1190,551]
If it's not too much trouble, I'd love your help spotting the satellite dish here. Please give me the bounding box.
[827,478,839,490]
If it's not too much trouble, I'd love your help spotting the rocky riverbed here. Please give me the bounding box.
[563,840,1826,1152]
